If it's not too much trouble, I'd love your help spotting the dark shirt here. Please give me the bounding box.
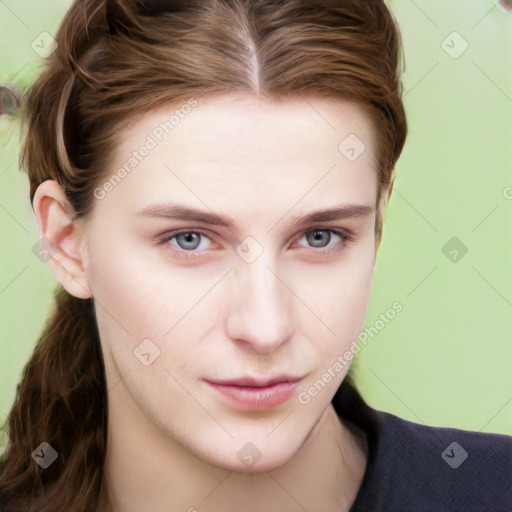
[331,377,512,512]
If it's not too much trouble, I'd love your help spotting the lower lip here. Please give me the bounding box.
[205,380,301,410]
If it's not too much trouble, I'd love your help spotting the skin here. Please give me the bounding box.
[33,93,382,512]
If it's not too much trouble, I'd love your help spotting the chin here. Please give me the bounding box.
[195,436,303,474]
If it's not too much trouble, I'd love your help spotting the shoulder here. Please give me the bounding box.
[360,409,512,511]
[332,379,512,511]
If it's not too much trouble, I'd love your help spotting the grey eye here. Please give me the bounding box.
[305,229,332,248]
[174,232,203,250]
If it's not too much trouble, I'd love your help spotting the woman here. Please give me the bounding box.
[0,1,510,511]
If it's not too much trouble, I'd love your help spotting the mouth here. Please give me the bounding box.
[204,375,303,410]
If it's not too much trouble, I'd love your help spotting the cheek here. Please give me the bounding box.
[338,258,374,321]
[300,248,375,357]
[85,233,200,334]
[87,236,207,377]
[303,250,374,321]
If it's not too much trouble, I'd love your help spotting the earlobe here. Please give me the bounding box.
[32,180,93,299]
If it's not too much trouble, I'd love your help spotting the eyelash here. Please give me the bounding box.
[155,228,356,261]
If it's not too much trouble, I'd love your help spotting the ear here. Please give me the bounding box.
[32,180,92,299]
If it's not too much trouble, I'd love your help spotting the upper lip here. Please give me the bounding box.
[206,375,303,387]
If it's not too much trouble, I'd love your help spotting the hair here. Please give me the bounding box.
[0,0,407,510]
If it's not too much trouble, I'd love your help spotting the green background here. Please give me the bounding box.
[1,0,511,439]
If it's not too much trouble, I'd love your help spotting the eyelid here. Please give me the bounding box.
[155,226,356,259]
[155,228,217,248]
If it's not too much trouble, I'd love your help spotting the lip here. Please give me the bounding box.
[204,375,302,410]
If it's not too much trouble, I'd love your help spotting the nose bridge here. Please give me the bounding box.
[225,247,293,353]
[247,253,282,309]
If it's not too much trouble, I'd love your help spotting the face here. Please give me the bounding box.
[81,93,379,472]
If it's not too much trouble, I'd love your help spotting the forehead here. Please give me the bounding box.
[100,94,378,223]
[120,92,375,159]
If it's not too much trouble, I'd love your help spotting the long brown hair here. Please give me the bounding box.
[0,1,407,510]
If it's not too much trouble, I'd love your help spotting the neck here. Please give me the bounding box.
[105,382,368,512]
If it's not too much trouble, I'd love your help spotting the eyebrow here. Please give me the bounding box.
[137,202,374,232]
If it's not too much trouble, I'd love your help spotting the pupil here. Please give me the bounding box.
[310,230,328,247]
[179,233,199,249]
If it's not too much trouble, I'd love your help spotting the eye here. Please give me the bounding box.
[155,227,355,260]
[163,230,212,252]
[303,229,348,252]
[294,228,355,255]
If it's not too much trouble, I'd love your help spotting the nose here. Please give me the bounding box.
[224,254,294,354]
